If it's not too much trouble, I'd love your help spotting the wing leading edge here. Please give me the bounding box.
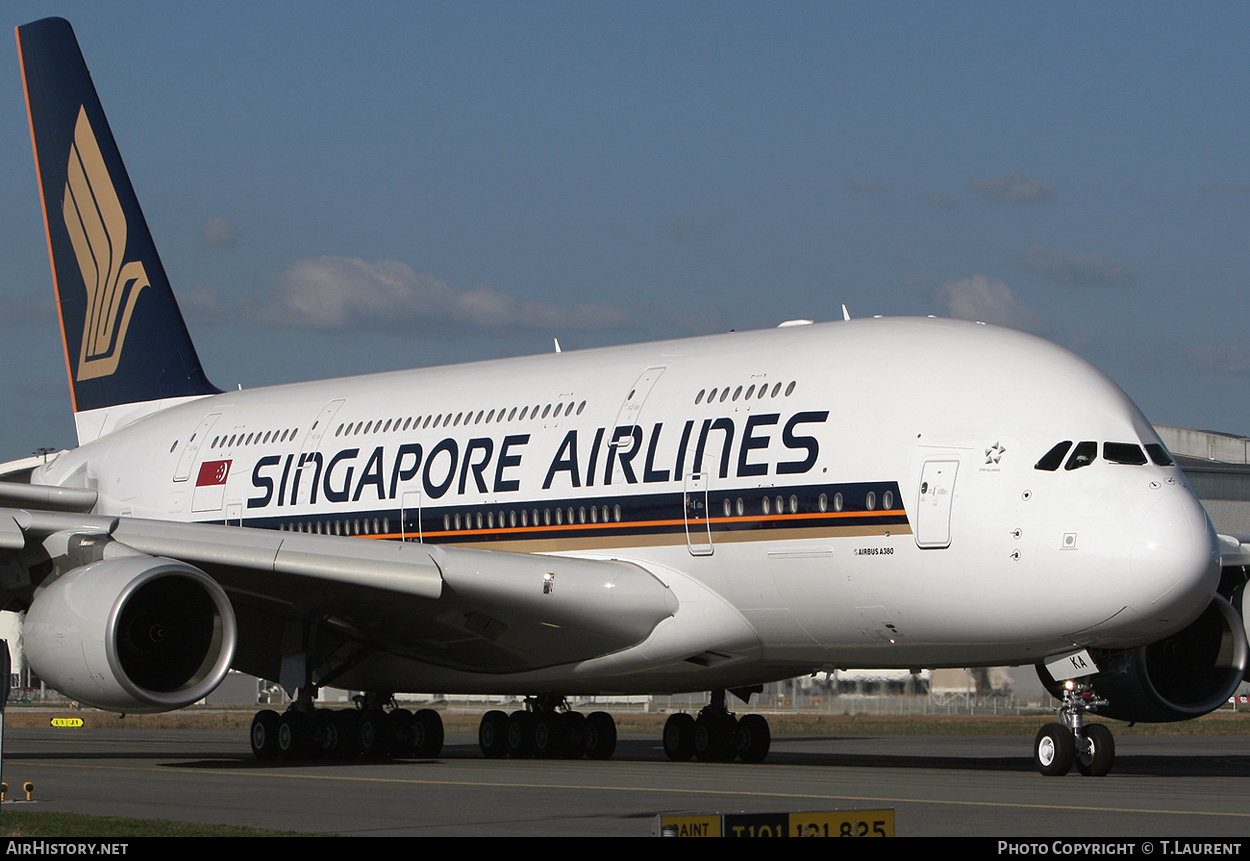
[0,508,678,707]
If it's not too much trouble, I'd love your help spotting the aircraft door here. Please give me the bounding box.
[612,366,666,433]
[401,490,423,542]
[301,399,346,456]
[172,412,221,481]
[684,472,713,556]
[915,459,958,549]
[608,367,666,486]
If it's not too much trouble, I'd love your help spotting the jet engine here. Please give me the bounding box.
[23,555,237,712]
[1038,594,1249,722]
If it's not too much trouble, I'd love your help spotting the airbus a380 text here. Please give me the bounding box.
[3,18,1247,774]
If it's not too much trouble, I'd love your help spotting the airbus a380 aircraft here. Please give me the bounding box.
[4,18,1248,776]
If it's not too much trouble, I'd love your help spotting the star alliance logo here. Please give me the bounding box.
[62,107,149,381]
[985,441,1005,465]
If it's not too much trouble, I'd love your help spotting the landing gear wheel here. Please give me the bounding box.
[358,709,390,758]
[278,711,314,760]
[250,710,281,760]
[387,709,417,758]
[412,709,444,758]
[694,712,738,762]
[314,709,342,758]
[532,714,564,759]
[333,709,362,758]
[506,711,534,758]
[736,713,771,763]
[1035,723,1075,776]
[585,711,617,760]
[663,713,695,761]
[1076,723,1115,777]
[479,709,508,758]
[560,711,587,759]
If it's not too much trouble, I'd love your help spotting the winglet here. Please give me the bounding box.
[16,17,218,421]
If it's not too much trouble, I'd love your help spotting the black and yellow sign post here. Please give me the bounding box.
[654,809,894,837]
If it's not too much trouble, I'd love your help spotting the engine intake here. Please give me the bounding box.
[24,556,237,712]
[1038,595,1248,722]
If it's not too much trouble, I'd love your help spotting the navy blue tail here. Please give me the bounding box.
[17,17,218,415]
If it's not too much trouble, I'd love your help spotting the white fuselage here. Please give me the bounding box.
[31,317,1220,694]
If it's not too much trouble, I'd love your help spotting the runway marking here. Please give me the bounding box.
[25,761,1250,821]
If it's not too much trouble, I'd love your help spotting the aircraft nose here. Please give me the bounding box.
[1129,488,1220,625]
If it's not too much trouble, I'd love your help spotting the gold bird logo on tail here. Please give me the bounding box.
[61,106,149,381]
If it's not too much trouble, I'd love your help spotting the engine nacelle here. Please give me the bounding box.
[23,556,237,712]
[1038,595,1248,722]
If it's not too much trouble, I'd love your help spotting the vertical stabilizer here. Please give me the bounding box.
[17,17,218,433]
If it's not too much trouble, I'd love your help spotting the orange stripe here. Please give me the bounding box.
[16,27,78,414]
[290,508,909,543]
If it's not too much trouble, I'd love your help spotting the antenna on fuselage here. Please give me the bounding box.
[842,304,851,321]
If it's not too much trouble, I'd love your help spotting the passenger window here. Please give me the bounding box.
[1064,441,1097,470]
[1103,442,1148,465]
[1035,441,1073,471]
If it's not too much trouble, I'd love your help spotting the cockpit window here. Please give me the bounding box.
[1144,443,1174,467]
[1103,442,1148,465]
[1034,441,1073,471]
[1064,441,1097,470]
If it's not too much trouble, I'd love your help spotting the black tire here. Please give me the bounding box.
[585,711,617,760]
[359,709,390,758]
[1035,723,1075,776]
[736,713,771,763]
[250,710,281,760]
[506,710,534,759]
[333,709,362,758]
[314,709,341,758]
[663,713,695,761]
[694,713,737,762]
[278,711,314,760]
[1076,723,1115,777]
[387,709,417,758]
[532,714,563,759]
[479,709,509,758]
[561,712,587,759]
[413,708,444,758]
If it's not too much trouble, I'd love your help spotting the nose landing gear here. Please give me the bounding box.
[1034,681,1114,777]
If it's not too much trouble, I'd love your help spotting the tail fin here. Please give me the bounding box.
[17,18,218,430]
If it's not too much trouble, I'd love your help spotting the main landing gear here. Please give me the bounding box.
[478,696,618,760]
[250,692,445,761]
[663,689,771,763]
[1034,680,1115,777]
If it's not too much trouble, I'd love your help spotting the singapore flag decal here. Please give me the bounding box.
[191,459,231,513]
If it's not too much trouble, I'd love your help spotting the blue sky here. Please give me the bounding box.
[1,2,1248,458]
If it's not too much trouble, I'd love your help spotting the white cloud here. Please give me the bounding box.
[923,190,959,209]
[968,171,1055,202]
[1188,343,1250,377]
[1024,246,1135,288]
[201,216,241,248]
[264,256,632,335]
[931,274,1050,334]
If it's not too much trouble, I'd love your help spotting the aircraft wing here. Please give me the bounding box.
[1218,533,1250,568]
[0,507,678,687]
